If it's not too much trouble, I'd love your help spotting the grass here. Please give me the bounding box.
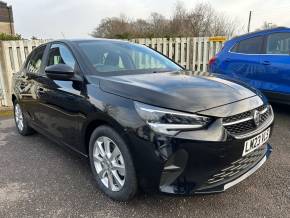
[0,108,13,117]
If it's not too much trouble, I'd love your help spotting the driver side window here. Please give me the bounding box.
[47,43,76,69]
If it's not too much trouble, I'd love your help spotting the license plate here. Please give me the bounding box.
[243,128,271,156]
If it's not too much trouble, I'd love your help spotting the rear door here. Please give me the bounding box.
[259,32,290,97]
[221,36,266,89]
[17,45,47,122]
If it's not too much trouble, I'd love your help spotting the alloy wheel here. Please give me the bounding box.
[14,104,24,131]
[93,136,126,191]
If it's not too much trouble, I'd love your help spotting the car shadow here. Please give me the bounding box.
[271,103,290,116]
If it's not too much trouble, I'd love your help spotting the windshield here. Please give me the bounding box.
[77,40,182,75]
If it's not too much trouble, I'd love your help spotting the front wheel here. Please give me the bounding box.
[13,102,34,136]
[89,125,137,201]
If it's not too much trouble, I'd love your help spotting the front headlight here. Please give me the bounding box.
[134,102,212,135]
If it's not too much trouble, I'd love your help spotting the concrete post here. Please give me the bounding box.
[0,41,9,106]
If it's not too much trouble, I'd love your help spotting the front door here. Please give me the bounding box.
[259,32,290,98]
[34,43,87,151]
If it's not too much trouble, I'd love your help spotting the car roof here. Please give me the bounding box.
[231,27,290,41]
[50,38,130,45]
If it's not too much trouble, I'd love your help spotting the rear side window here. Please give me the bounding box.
[266,33,290,54]
[26,45,46,74]
[231,36,264,54]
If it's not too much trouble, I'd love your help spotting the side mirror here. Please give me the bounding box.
[45,64,76,81]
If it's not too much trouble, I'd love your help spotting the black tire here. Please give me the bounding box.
[13,101,34,136]
[89,125,138,201]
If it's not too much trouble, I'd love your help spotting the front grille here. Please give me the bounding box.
[261,107,271,123]
[223,105,272,136]
[223,111,252,123]
[207,147,265,185]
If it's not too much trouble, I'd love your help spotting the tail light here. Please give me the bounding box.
[209,56,217,66]
[209,45,224,66]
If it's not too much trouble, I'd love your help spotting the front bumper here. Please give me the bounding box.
[159,143,272,194]
[129,113,274,195]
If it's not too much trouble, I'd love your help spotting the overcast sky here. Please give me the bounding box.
[5,0,290,39]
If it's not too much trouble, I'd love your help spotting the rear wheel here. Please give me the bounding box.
[13,102,34,136]
[89,125,137,201]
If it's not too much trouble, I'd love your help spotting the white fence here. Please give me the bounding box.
[130,37,224,71]
[0,40,48,106]
[0,37,224,107]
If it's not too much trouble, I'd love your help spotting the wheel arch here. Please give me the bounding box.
[82,116,132,156]
[12,94,17,104]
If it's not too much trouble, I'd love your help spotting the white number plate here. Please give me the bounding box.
[243,128,271,156]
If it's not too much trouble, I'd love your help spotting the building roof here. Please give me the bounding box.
[0,1,13,23]
[0,1,9,8]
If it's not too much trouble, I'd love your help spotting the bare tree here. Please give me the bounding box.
[256,21,278,31]
[91,14,132,39]
[170,1,188,36]
[91,2,238,39]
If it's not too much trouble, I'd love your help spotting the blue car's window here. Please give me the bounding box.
[266,33,290,55]
[77,41,182,74]
[231,36,263,54]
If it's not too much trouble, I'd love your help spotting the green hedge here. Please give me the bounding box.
[0,33,22,41]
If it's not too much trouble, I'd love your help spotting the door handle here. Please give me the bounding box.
[261,61,271,65]
[225,58,231,62]
[20,83,26,89]
[37,87,45,93]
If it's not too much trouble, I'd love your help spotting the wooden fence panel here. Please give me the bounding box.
[130,37,224,71]
[0,40,48,106]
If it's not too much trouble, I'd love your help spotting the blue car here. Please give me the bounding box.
[209,27,290,104]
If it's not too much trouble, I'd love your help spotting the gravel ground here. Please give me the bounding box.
[0,104,289,218]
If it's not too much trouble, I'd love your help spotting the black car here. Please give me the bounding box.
[12,39,274,201]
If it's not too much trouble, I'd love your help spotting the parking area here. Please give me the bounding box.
[0,103,289,218]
